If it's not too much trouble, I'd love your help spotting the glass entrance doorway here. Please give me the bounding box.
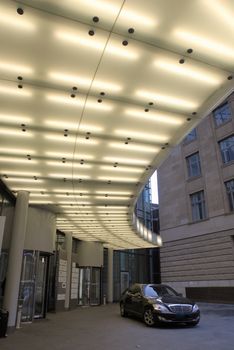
[34,255,48,318]
[19,251,36,322]
[19,251,50,322]
[78,267,101,306]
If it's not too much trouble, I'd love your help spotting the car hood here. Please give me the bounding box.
[159,295,193,305]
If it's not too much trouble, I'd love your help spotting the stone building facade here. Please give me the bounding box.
[158,92,234,303]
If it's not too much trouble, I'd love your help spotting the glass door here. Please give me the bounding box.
[78,267,90,306]
[90,268,100,305]
[19,251,36,322]
[78,267,101,306]
[34,255,48,318]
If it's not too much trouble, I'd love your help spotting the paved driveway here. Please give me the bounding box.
[1,303,234,350]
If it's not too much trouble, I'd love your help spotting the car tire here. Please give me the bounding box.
[190,320,199,327]
[143,308,155,327]
[120,303,127,317]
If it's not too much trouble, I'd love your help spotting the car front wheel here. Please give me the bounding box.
[143,308,155,327]
[120,303,127,317]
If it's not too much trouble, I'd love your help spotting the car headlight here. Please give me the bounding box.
[153,304,171,313]
[193,304,199,312]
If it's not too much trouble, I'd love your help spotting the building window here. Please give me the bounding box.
[219,135,234,164]
[190,190,206,221]
[213,103,232,127]
[186,152,201,178]
[225,179,234,211]
[183,128,197,143]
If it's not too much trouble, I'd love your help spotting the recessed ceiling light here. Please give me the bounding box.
[44,134,98,145]
[46,93,112,111]
[0,85,32,97]
[46,161,92,169]
[55,31,138,60]
[45,151,94,160]
[125,109,183,125]
[103,156,148,165]
[0,12,36,31]
[0,147,35,155]
[0,114,32,124]
[0,62,33,75]
[48,173,90,179]
[174,29,234,59]
[4,178,43,183]
[97,176,138,182]
[49,72,122,92]
[114,129,169,142]
[100,165,142,173]
[154,60,223,85]
[0,128,33,137]
[45,120,103,133]
[109,142,158,153]
[136,90,198,110]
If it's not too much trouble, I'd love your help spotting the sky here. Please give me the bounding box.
[150,170,158,204]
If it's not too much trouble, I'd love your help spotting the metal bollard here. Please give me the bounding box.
[103,295,106,305]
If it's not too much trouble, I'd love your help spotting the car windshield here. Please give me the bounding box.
[143,285,178,298]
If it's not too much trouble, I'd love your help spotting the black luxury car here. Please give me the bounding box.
[120,284,200,327]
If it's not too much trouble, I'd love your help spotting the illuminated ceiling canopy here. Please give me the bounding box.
[0,0,233,249]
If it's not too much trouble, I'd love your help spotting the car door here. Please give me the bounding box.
[124,284,137,313]
[130,285,144,316]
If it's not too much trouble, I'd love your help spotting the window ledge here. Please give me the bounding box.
[188,217,209,225]
[221,160,234,168]
[214,118,232,129]
[186,175,202,182]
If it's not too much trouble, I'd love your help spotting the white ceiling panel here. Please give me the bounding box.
[0,0,233,249]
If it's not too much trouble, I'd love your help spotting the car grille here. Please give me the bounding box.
[168,304,193,313]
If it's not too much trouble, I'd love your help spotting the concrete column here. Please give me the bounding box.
[107,248,113,303]
[64,233,72,309]
[3,191,29,327]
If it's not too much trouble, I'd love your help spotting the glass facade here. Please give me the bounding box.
[112,181,161,301]
[213,103,232,127]
[135,181,153,231]
[113,249,151,301]
[190,190,206,222]
[225,180,234,211]
[186,152,201,178]
[219,135,234,164]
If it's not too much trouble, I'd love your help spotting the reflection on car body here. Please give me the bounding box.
[120,283,200,327]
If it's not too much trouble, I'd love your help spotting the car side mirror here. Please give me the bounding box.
[177,293,183,297]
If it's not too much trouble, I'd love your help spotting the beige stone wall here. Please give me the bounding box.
[158,92,234,291]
